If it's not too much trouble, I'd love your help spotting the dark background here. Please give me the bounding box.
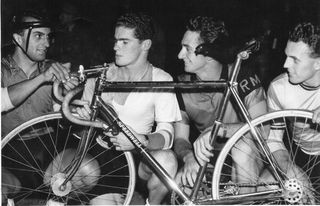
[2,0,320,88]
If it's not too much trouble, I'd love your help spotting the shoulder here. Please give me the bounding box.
[152,66,173,81]
[234,65,263,99]
[269,73,288,88]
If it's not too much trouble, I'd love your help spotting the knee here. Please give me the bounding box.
[152,150,178,175]
[231,141,254,164]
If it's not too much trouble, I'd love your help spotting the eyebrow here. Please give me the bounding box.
[115,38,130,41]
[32,31,51,35]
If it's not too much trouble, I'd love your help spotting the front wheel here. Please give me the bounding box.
[2,112,136,205]
[212,110,320,204]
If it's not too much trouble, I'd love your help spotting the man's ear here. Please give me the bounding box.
[13,33,23,45]
[314,58,320,70]
[142,39,152,51]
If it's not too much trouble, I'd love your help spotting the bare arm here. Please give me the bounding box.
[4,62,77,111]
[7,74,46,107]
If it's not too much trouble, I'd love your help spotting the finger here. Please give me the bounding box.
[62,82,72,91]
[83,104,92,117]
[194,143,210,166]
[109,137,117,144]
[51,63,68,82]
[56,62,71,78]
[186,172,194,187]
[200,137,214,157]
[181,171,187,186]
[191,170,197,185]
[76,107,86,119]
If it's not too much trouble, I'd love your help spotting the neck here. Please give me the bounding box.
[195,61,223,81]
[302,71,320,89]
[13,50,38,78]
[120,60,150,81]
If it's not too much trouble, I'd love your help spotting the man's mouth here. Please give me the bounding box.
[37,49,47,55]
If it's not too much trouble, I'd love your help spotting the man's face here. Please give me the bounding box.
[283,41,318,85]
[20,17,51,61]
[178,30,206,73]
[113,26,144,67]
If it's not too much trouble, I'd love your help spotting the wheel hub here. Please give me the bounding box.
[283,178,303,204]
[51,173,72,197]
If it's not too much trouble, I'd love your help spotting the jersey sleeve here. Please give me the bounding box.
[154,73,182,123]
[267,82,283,111]
[236,64,263,101]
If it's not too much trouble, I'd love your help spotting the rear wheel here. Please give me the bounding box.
[212,110,320,204]
[2,112,136,205]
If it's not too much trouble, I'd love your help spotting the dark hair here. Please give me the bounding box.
[289,22,320,58]
[186,16,228,44]
[12,10,51,34]
[115,13,155,41]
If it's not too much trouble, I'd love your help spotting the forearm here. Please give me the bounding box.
[8,74,45,106]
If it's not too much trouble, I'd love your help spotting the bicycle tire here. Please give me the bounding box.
[212,110,320,204]
[2,112,136,205]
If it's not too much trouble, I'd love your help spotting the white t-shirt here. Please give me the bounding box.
[82,65,181,135]
[267,73,320,155]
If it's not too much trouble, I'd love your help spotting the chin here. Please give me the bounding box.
[288,78,301,85]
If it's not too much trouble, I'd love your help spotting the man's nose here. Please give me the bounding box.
[113,41,120,51]
[283,58,291,69]
[178,48,185,59]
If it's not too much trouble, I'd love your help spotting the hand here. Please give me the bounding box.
[107,125,145,151]
[181,152,200,187]
[43,62,71,82]
[74,102,91,120]
[312,106,320,124]
[193,129,213,166]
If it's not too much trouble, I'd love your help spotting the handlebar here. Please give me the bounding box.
[57,36,260,128]
[61,85,109,129]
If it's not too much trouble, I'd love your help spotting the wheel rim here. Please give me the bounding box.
[212,110,320,204]
[2,112,135,205]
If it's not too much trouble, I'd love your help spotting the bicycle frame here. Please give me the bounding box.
[60,42,287,204]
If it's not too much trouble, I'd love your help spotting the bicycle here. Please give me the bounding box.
[2,38,320,205]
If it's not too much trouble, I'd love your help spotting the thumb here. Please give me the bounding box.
[62,62,72,70]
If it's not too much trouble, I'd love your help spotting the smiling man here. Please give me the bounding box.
[1,10,77,137]
[174,16,267,193]
[1,10,78,205]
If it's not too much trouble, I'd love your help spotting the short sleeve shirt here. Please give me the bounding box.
[82,64,181,134]
[1,55,55,136]
[177,64,265,137]
[267,73,320,155]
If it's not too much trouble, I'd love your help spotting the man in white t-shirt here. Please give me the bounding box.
[261,22,320,202]
[76,13,181,205]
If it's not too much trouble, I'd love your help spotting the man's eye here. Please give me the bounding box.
[35,34,42,39]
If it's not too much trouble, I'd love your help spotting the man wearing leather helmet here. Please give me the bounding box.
[1,10,78,204]
[1,10,78,136]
